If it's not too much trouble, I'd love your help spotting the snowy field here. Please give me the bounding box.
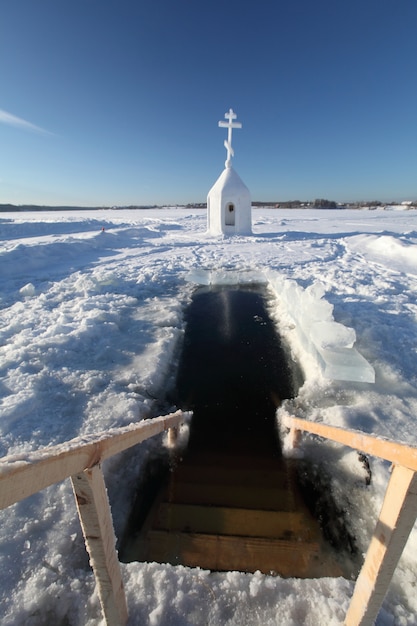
[1,207,417,625]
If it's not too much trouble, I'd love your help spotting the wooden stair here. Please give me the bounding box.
[123,448,342,578]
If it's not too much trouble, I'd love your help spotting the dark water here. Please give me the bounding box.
[174,285,303,454]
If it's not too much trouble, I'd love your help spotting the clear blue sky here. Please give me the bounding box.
[1,0,416,206]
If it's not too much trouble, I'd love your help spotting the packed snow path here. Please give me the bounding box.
[1,208,417,625]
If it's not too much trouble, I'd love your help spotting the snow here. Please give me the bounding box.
[1,207,417,625]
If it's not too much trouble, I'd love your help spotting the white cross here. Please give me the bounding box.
[218,108,242,167]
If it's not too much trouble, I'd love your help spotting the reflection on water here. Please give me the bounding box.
[174,284,303,455]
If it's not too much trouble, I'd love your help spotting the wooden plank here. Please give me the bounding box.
[155,503,318,541]
[143,530,320,577]
[282,415,417,471]
[0,411,187,510]
[71,466,128,626]
[344,465,417,626]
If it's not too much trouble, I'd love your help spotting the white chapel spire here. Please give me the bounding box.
[207,108,251,235]
[218,108,242,168]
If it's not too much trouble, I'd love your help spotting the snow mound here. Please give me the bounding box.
[347,234,417,276]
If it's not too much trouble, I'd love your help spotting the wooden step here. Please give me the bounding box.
[175,450,288,473]
[122,448,344,578]
[154,503,319,542]
[171,462,289,489]
[180,449,284,468]
[138,530,321,577]
[166,480,296,511]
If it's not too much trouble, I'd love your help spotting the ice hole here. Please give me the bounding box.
[120,285,360,578]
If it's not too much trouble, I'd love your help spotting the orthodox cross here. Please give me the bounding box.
[218,108,242,167]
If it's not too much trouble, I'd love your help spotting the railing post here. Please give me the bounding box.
[71,465,128,626]
[289,426,301,449]
[345,465,417,626]
[167,425,179,447]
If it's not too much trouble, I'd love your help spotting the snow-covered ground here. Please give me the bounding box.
[1,207,417,625]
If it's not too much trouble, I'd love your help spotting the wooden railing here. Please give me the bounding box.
[0,410,188,626]
[282,415,417,626]
[1,410,416,625]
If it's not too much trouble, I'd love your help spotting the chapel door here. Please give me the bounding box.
[225,203,235,226]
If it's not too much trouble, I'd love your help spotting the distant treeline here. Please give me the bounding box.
[0,204,158,212]
[252,199,339,208]
[1,199,416,212]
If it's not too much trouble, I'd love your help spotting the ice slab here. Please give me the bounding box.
[185,268,212,285]
[309,321,356,350]
[316,346,375,383]
[186,269,266,286]
[266,272,375,383]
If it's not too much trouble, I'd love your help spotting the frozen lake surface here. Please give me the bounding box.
[1,207,417,625]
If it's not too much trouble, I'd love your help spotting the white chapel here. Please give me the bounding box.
[207,109,252,236]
